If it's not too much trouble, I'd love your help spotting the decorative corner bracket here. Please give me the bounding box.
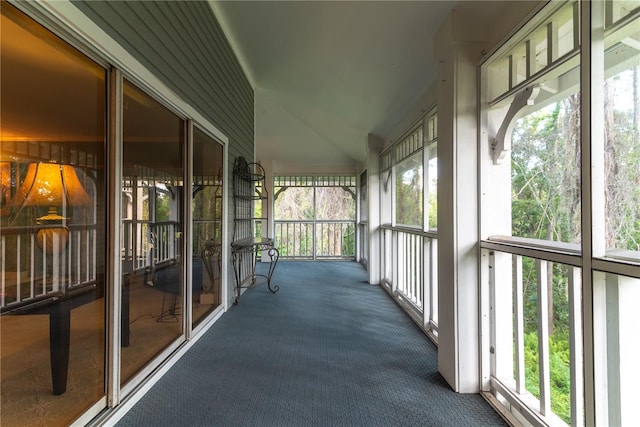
[490,85,540,165]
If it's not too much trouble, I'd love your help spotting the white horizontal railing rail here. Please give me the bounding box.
[274,220,355,260]
[0,224,97,311]
[380,224,438,340]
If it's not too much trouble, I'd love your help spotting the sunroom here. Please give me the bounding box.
[1,1,639,426]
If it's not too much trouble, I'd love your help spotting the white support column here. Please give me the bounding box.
[366,134,383,285]
[435,10,485,393]
[582,3,604,426]
[615,274,640,426]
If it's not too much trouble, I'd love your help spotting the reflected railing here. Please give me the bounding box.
[121,220,179,273]
[0,224,97,311]
[380,224,438,339]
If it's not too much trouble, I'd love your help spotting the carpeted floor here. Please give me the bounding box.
[116,261,506,427]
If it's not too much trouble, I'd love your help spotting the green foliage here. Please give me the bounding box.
[511,97,582,425]
[605,71,640,251]
[523,331,571,424]
[395,154,423,227]
[511,71,640,420]
[511,100,580,244]
[155,190,170,222]
[274,184,356,257]
[341,223,356,256]
[428,188,437,229]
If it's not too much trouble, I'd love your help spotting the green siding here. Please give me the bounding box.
[72,0,254,161]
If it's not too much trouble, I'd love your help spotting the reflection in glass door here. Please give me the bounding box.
[120,80,185,385]
[0,3,107,425]
[192,128,224,327]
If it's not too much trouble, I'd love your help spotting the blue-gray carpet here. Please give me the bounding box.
[116,261,506,426]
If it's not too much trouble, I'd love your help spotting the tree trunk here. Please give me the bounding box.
[603,81,618,249]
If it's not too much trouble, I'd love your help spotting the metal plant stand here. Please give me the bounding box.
[231,238,279,304]
[230,157,279,304]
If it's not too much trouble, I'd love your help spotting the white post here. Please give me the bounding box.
[435,9,485,392]
[366,134,383,285]
[616,274,640,426]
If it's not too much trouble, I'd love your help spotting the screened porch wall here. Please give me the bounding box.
[273,175,357,260]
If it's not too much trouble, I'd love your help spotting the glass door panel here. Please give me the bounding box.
[192,127,223,327]
[121,80,185,385]
[0,3,107,425]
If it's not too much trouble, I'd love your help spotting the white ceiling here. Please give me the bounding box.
[210,1,514,173]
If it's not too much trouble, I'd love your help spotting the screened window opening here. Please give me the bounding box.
[482,1,640,426]
[601,10,640,257]
[274,176,356,260]
[394,126,424,228]
[511,95,581,245]
[378,109,439,339]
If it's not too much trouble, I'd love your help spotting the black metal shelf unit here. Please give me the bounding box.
[230,157,279,304]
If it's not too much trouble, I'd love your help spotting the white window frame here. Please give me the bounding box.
[480,1,640,426]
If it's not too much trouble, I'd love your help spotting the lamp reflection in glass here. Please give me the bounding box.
[11,162,92,254]
[0,161,12,215]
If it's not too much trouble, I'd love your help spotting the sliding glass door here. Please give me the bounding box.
[191,127,224,327]
[120,80,186,385]
[0,2,107,425]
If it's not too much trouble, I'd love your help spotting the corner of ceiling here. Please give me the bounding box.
[207,1,257,91]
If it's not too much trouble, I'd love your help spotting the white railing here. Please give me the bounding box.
[0,224,97,311]
[380,224,438,338]
[274,220,355,260]
[482,238,583,427]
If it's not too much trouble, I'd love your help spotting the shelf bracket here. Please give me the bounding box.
[491,85,540,165]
